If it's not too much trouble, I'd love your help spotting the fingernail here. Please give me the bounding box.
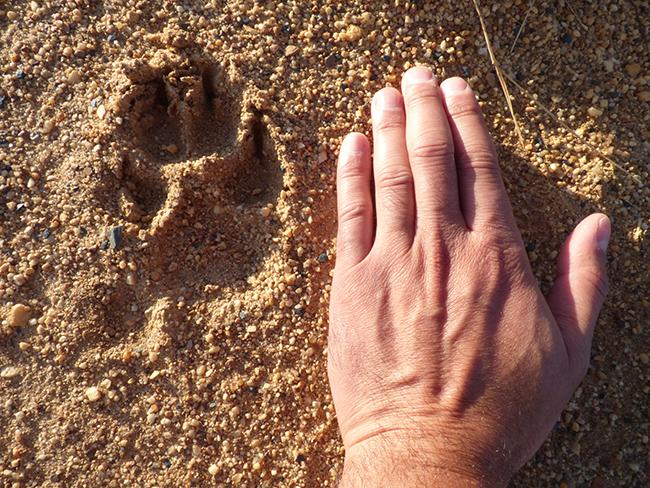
[373,88,403,111]
[442,77,469,94]
[596,217,611,252]
[402,66,434,87]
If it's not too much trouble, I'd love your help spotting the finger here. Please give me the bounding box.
[371,87,415,247]
[401,67,462,226]
[440,77,514,232]
[336,132,374,266]
[547,213,610,382]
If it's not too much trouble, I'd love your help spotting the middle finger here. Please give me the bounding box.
[401,66,463,228]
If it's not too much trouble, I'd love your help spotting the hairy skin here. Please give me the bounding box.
[328,68,610,487]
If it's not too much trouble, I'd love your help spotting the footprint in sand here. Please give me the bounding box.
[109,50,284,288]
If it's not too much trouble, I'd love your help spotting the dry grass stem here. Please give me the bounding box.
[565,0,588,31]
[471,0,525,146]
[509,0,535,54]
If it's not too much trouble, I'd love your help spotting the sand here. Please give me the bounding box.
[0,1,648,486]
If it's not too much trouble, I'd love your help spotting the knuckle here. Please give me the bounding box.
[338,151,367,175]
[338,161,367,181]
[405,85,442,108]
[475,212,515,232]
[373,111,405,133]
[375,167,413,191]
[338,201,370,225]
[411,135,454,163]
[581,268,609,301]
[446,99,482,119]
[475,222,511,241]
[456,143,498,170]
[475,233,525,271]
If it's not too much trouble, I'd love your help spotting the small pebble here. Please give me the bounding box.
[324,54,339,68]
[0,366,21,379]
[13,275,26,286]
[8,304,30,328]
[625,63,641,77]
[587,106,603,118]
[603,59,614,72]
[126,273,136,286]
[107,225,124,250]
[42,118,56,135]
[341,24,363,42]
[85,386,102,402]
[285,45,298,56]
[67,70,82,85]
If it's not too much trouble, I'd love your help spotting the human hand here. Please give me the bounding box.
[327,67,610,487]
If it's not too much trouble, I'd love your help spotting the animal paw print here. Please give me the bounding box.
[110,51,284,287]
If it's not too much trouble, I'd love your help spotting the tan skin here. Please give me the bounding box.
[328,67,610,487]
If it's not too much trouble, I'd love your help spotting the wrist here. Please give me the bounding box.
[337,432,510,488]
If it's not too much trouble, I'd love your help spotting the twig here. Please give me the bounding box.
[471,0,525,146]
[510,0,535,54]
[565,0,588,31]
[502,71,645,188]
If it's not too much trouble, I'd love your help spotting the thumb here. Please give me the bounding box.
[546,213,610,378]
